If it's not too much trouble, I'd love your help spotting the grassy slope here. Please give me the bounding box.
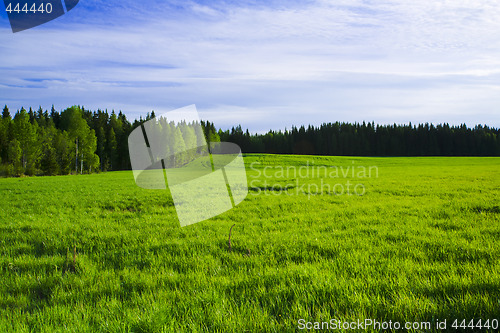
[0,155,499,332]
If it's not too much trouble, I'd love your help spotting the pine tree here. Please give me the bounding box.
[13,108,40,175]
[50,105,60,129]
[109,111,125,169]
[180,121,197,163]
[193,121,209,156]
[0,117,7,163]
[157,117,172,167]
[207,122,220,143]
[28,107,35,124]
[106,127,117,170]
[96,126,106,171]
[171,125,187,167]
[79,128,99,173]
[36,106,46,127]
[39,127,59,176]
[7,139,22,176]
[2,105,10,120]
[53,131,74,175]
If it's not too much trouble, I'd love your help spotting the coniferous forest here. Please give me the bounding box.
[0,104,498,177]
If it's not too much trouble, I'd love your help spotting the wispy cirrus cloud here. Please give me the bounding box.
[1,0,499,131]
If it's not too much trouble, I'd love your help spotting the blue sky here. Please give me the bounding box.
[1,0,500,132]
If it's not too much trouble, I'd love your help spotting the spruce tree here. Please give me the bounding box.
[13,108,39,174]
[7,139,22,176]
[106,127,117,170]
[2,105,10,119]
[40,127,59,176]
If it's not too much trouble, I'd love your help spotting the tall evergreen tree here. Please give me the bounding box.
[2,105,10,120]
[13,108,40,175]
[106,127,117,170]
[7,139,22,176]
[0,116,8,162]
[39,127,59,176]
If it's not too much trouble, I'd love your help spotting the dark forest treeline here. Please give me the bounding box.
[0,104,498,177]
[220,122,500,157]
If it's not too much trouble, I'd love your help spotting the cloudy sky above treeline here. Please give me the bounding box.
[1,0,500,132]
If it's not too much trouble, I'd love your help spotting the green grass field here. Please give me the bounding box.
[1,155,499,332]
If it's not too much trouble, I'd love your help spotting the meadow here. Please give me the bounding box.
[0,155,499,332]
